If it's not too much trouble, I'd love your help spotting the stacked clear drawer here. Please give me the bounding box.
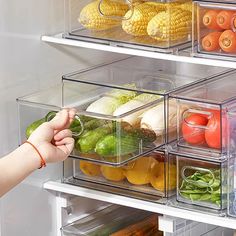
[64,0,193,52]
[168,70,236,214]
[17,57,236,214]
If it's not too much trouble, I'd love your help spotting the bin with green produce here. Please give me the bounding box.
[61,58,218,166]
[61,80,167,166]
[18,57,216,166]
[19,81,165,166]
[176,155,227,210]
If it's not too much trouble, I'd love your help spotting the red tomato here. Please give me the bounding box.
[182,114,208,145]
[205,111,221,149]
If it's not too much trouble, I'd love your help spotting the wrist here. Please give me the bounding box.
[22,141,47,169]
[20,143,42,170]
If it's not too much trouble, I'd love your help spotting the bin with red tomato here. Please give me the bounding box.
[168,69,236,159]
[192,1,236,61]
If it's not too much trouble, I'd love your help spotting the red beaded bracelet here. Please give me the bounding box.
[24,141,46,169]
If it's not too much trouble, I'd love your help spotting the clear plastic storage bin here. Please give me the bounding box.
[17,58,226,166]
[63,151,176,199]
[61,205,162,236]
[227,155,236,217]
[227,108,236,217]
[64,0,192,52]
[168,70,236,159]
[175,154,227,210]
[193,1,236,61]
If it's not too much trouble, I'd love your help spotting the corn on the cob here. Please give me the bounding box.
[122,3,162,36]
[147,8,192,42]
[79,0,129,31]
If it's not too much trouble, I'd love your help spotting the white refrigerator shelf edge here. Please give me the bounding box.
[41,34,236,69]
[44,180,236,230]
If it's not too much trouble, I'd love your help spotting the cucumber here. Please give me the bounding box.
[95,134,138,157]
[94,126,155,158]
[75,124,113,153]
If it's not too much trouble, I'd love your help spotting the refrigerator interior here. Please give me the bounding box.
[0,0,234,236]
[44,193,234,236]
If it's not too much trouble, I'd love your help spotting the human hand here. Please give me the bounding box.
[28,109,76,164]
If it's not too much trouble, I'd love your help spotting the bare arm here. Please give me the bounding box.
[0,109,76,197]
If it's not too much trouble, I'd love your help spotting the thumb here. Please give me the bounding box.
[48,110,69,131]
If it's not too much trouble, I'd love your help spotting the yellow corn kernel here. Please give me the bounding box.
[122,3,163,36]
[145,1,192,12]
[168,0,191,7]
[79,0,129,31]
[144,2,166,11]
[147,8,192,42]
[177,1,192,12]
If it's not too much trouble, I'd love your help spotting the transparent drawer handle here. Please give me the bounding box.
[46,112,84,138]
[181,166,215,188]
[98,0,134,21]
[71,115,84,137]
[182,108,213,130]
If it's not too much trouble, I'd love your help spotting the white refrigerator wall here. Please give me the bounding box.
[0,0,228,236]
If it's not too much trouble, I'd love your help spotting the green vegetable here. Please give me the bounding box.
[179,169,222,207]
[25,110,108,141]
[75,124,113,153]
[26,110,58,138]
[199,193,211,201]
[95,134,138,157]
[93,123,156,158]
[189,194,202,201]
[25,118,45,138]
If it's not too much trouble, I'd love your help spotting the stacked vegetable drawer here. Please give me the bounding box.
[227,107,236,217]
[64,0,192,52]
[193,0,236,60]
[16,57,235,216]
[168,70,236,214]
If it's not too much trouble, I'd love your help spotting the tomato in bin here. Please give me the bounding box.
[182,113,208,145]
[181,110,222,149]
